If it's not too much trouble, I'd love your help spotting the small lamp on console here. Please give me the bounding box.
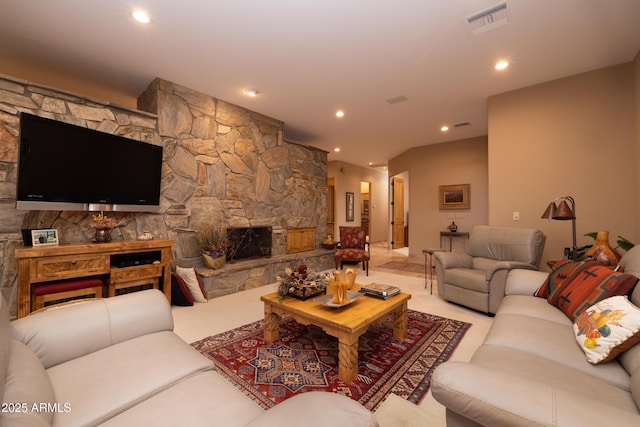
[541,196,577,260]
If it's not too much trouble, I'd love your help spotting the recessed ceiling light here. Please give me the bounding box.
[336,110,345,118]
[334,148,341,152]
[246,89,259,97]
[441,126,449,132]
[495,60,509,70]
[132,9,151,24]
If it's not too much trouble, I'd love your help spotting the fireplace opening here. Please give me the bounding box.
[227,227,272,261]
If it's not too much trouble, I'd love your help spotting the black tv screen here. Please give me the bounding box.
[17,113,163,212]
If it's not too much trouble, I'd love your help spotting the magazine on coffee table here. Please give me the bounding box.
[360,283,401,299]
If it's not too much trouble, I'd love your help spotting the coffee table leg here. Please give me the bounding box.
[338,335,359,384]
[393,301,408,340]
[264,304,280,342]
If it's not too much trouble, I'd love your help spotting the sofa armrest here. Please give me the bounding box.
[434,251,472,270]
[11,289,173,369]
[484,261,538,280]
[432,362,640,427]
[504,269,548,296]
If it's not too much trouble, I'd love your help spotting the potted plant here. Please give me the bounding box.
[196,222,229,269]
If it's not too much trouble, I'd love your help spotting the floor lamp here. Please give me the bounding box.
[541,196,577,260]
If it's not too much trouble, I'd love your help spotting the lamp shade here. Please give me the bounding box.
[540,202,557,219]
[552,200,575,220]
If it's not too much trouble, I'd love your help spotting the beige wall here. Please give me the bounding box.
[388,137,489,258]
[327,161,389,244]
[488,63,636,268]
[635,51,640,247]
[1,58,137,108]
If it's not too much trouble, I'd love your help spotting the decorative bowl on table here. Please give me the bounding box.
[276,262,329,301]
[314,290,363,308]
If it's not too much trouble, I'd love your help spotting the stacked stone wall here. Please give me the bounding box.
[0,74,328,315]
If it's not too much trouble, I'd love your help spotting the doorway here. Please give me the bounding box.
[390,172,409,250]
[360,181,370,237]
[327,177,335,240]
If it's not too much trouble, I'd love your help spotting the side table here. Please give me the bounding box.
[440,231,470,251]
[422,248,443,294]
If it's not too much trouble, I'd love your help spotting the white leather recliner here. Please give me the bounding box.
[434,225,546,315]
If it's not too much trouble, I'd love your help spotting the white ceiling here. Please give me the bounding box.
[1,1,640,168]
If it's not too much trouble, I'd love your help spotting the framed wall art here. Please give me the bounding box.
[31,229,59,246]
[439,184,470,210]
[346,192,355,221]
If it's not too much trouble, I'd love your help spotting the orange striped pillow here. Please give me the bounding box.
[548,264,638,321]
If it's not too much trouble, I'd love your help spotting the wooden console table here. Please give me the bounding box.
[15,239,173,318]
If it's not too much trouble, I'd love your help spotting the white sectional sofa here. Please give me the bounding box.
[432,246,640,426]
[1,289,378,427]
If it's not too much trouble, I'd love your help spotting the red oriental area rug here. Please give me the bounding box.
[191,310,471,411]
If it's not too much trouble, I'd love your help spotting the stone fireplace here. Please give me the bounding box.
[0,75,335,313]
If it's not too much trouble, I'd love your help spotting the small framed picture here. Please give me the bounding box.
[346,192,355,222]
[31,229,59,246]
[439,184,470,210]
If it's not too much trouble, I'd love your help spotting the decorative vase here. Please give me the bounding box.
[343,268,357,290]
[202,254,226,269]
[330,278,349,305]
[94,228,112,242]
[448,221,458,232]
[585,231,621,266]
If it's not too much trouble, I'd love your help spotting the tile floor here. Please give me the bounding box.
[171,244,494,420]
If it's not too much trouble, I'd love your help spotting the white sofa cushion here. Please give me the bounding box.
[497,294,571,325]
[472,345,639,412]
[484,311,631,389]
[11,290,174,369]
[245,392,379,427]
[46,331,213,427]
[100,370,263,427]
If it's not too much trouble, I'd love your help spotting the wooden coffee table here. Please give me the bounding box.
[260,286,411,384]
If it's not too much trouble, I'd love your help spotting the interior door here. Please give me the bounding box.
[391,176,405,249]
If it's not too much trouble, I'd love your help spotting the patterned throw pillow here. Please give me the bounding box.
[548,264,638,321]
[574,295,640,364]
[176,265,208,303]
[534,260,592,298]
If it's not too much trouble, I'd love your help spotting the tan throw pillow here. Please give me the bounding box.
[574,295,640,364]
[176,266,207,303]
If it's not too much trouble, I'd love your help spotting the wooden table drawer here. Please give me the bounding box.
[110,264,163,283]
[34,254,109,281]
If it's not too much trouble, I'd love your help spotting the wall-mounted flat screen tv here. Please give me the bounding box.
[17,113,163,212]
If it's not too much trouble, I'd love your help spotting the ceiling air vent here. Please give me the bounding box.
[466,2,508,36]
[454,122,471,128]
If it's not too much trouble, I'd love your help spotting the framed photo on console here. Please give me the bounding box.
[31,229,59,246]
[439,184,470,210]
